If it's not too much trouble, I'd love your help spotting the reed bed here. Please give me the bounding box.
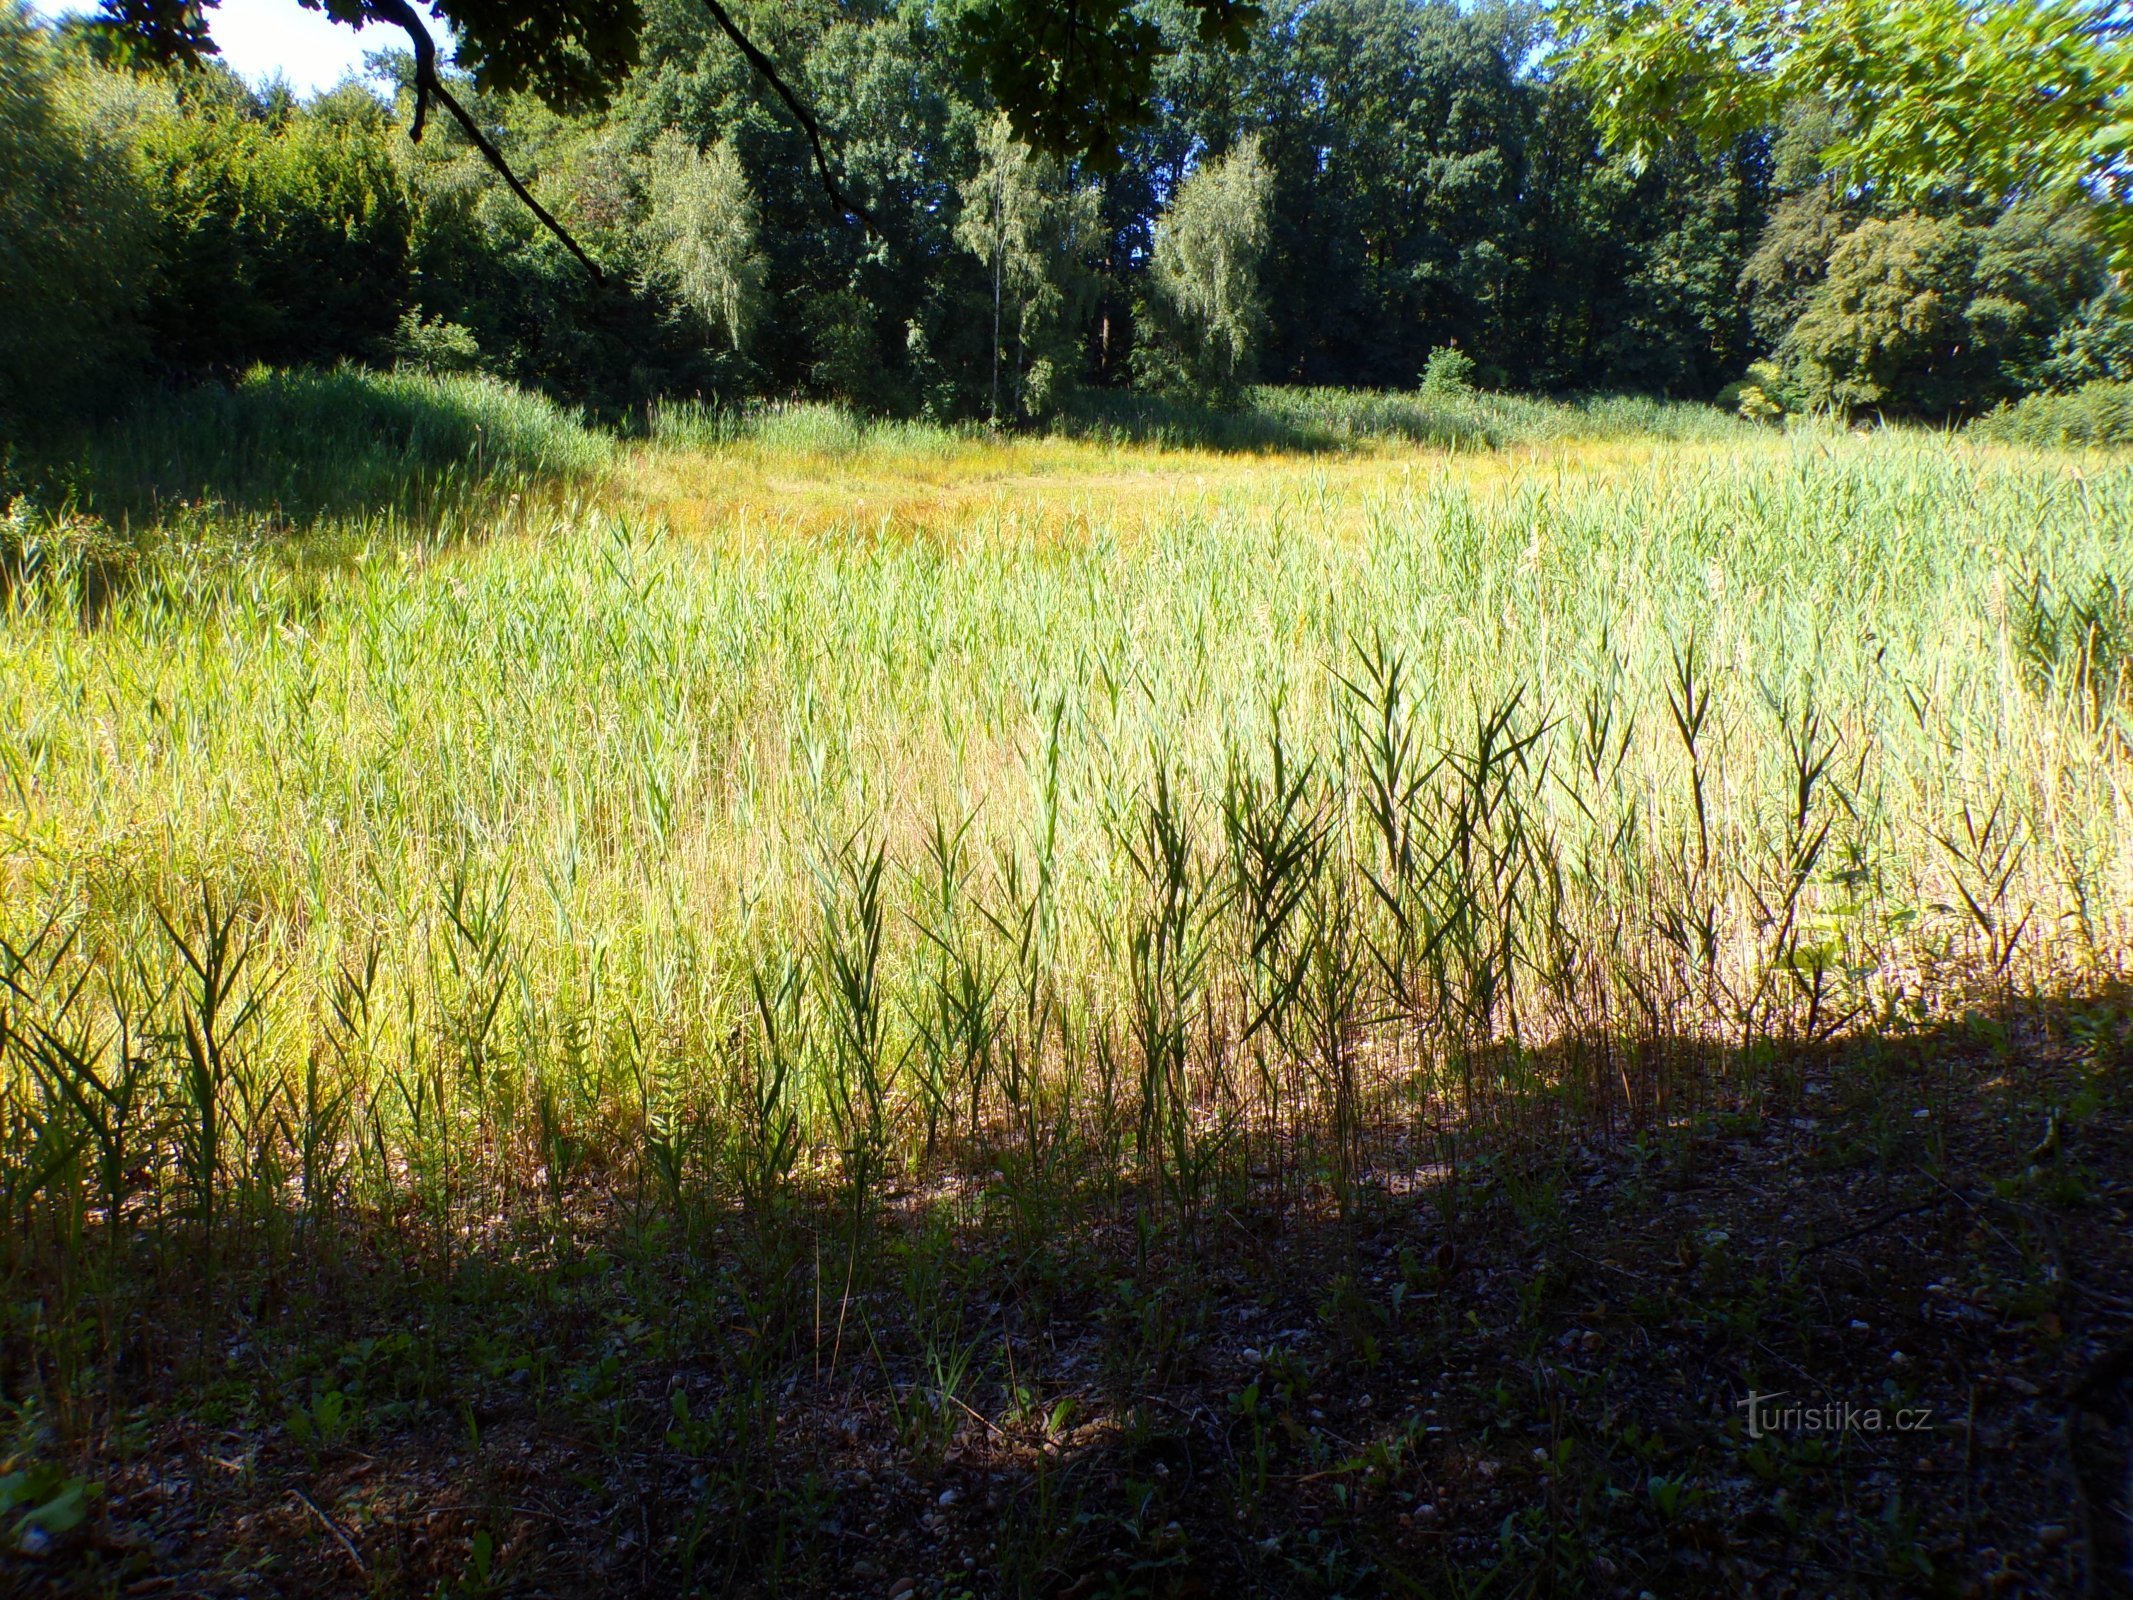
[0,402,2128,1380]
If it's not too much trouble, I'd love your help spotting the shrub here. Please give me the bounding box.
[1420,345,1477,399]
[381,310,487,376]
[1716,358,1796,424]
[1970,381,2133,448]
[140,78,411,376]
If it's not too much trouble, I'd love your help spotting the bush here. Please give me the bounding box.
[1420,345,1478,399]
[1715,358,1796,424]
[1970,381,2133,448]
[140,78,411,376]
[382,310,487,376]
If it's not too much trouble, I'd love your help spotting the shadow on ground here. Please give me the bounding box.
[1,998,2127,1598]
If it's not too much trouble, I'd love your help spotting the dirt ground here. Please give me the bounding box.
[8,1000,2131,1599]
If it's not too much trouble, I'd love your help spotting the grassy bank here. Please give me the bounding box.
[1,371,2129,1595]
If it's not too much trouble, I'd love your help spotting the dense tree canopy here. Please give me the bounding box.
[2,0,2122,430]
[0,10,157,412]
[93,0,1265,179]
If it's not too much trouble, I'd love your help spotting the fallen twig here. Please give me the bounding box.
[1797,1197,1947,1257]
[288,1485,366,1578]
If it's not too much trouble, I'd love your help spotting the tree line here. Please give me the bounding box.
[2,0,2122,430]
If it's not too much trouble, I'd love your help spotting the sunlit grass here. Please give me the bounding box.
[2,372,2129,1331]
[623,396,1772,546]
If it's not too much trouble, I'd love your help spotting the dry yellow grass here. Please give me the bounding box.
[615,430,1770,549]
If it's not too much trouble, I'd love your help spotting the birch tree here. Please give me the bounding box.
[1139,135,1273,404]
[955,114,1101,421]
[640,132,766,354]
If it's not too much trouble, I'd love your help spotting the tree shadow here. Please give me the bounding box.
[2,982,2127,1593]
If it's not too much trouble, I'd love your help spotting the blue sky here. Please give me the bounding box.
[28,0,445,94]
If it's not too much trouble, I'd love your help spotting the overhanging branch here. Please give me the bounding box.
[695,0,875,232]
[368,0,605,281]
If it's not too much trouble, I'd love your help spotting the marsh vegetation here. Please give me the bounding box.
[0,371,2128,1595]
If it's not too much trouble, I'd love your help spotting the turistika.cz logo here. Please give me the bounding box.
[1738,1390,1935,1439]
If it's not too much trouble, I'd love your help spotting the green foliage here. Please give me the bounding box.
[99,0,1260,172]
[0,1458,102,1548]
[138,74,411,375]
[1715,358,1791,423]
[1557,0,2133,260]
[939,0,1260,168]
[955,114,1103,421]
[1781,212,1976,414]
[11,0,2112,426]
[1972,382,2133,449]
[382,309,486,375]
[2043,291,2133,391]
[804,289,891,410]
[1754,201,2109,417]
[0,7,156,423]
[1971,202,2108,393]
[1137,136,1274,405]
[1420,345,1477,398]
[637,131,764,355]
[1245,0,1762,394]
[1738,178,1845,352]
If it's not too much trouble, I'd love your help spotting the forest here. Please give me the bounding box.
[5,0,2127,433]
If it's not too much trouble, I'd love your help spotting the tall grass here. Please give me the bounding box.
[649,398,981,459]
[13,365,610,548]
[645,385,1753,460]
[1063,384,1755,450]
[0,391,2127,1376]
